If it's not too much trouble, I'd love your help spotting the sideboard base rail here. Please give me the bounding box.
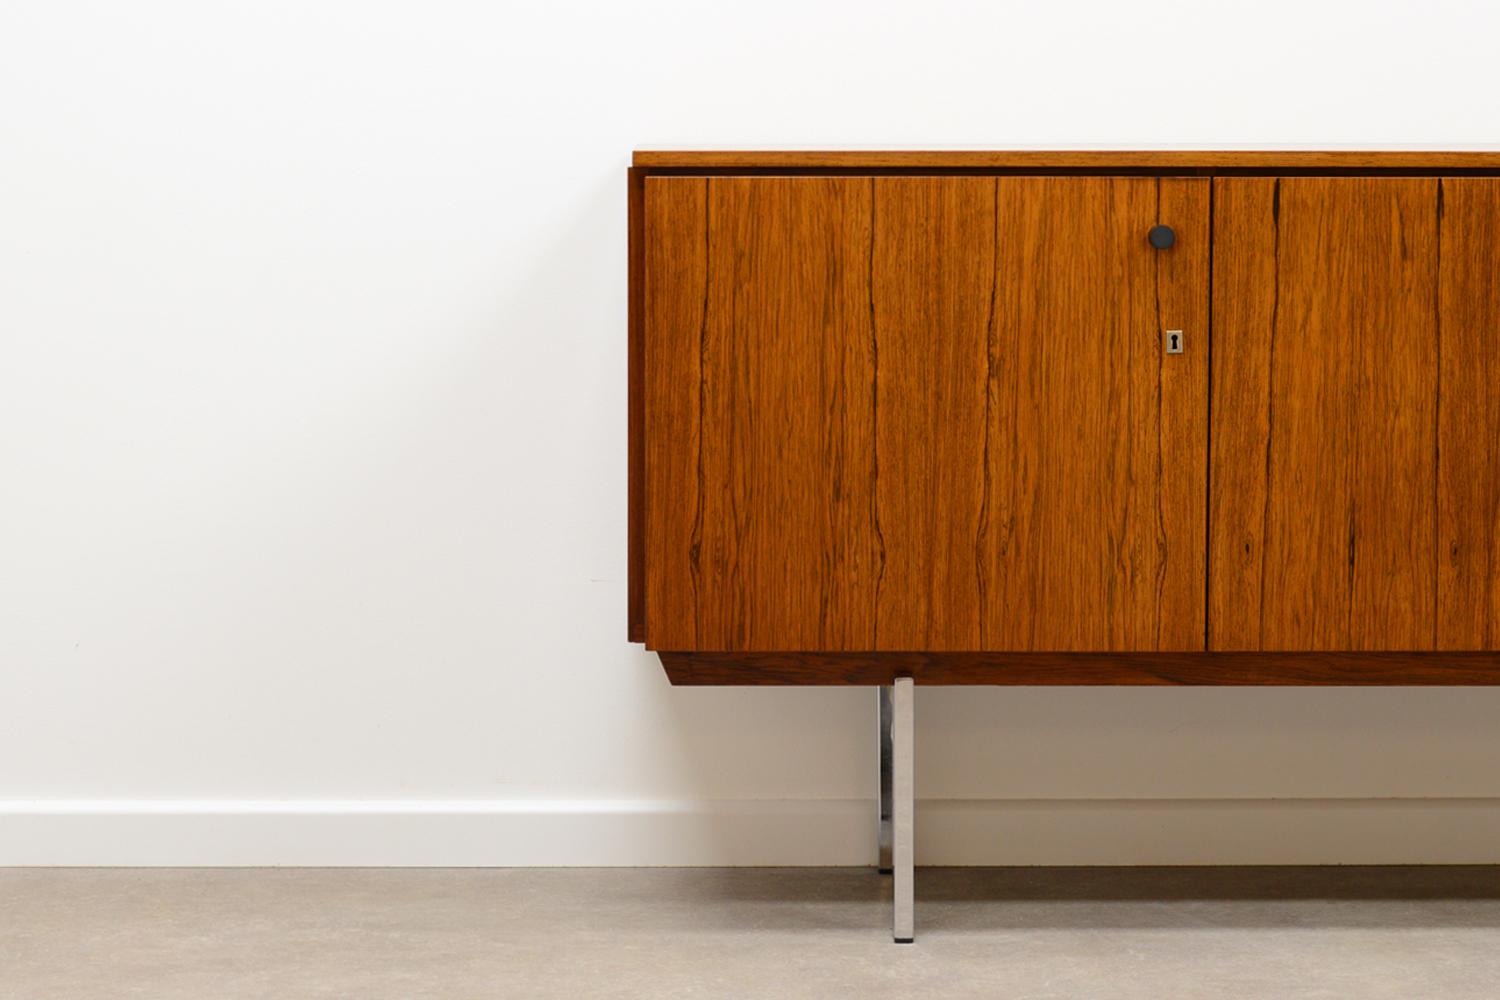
[658,651,1500,686]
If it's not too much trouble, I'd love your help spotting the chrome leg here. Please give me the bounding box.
[892,676,915,943]
[877,686,893,874]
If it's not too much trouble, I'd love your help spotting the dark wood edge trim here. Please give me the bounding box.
[658,651,1500,685]
[627,167,646,643]
[634,150,1500,171]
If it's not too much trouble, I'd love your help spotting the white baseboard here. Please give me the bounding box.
[3,798,1500,866]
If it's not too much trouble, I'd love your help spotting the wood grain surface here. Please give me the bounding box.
[645,176,1209,651]
[870,177,992,649]
[1210,178,1440,650]
[644,177,879,650]
[980,177,1208,651]
[1437,179,1500,649]
[642,177,709,650]
[633,150,1500,171]
[658,651,1500,685]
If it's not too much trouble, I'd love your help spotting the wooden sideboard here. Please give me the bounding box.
[630,151,1500,685]
[628,151,1500,940]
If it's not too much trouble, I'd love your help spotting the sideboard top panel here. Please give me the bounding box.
[632,150,1500,172]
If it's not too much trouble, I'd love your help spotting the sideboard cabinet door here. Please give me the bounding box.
[1436,180,1500,650]
[644,176,1210,651]
[1210,177,1500,651]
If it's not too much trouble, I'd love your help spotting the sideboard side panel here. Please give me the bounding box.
[628,167,646,642]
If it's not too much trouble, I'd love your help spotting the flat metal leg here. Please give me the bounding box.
[876,686,893,874]
[892,676,915,943]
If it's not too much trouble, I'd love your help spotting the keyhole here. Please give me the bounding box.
[1165,329,1184,354]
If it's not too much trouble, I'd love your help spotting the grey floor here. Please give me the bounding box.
[3,868,1500,999]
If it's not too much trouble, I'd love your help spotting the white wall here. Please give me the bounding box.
[5,0,1500,865]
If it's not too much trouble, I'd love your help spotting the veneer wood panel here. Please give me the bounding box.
[869,177,993,649]
[1437,179,1500,649]
[1210,178,1439,650]
[979,177,1209,650]
[645,176,1209,651]
[642,178,708,649]
[644,177,879,649]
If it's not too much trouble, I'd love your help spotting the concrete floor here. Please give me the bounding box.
[3,867,1500,999]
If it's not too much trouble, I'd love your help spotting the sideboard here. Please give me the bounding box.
[627,151,1500,941]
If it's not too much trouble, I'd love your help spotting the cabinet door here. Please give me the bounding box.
[1437,180,1500,649]
[644,176,1209,651]
[1210,177,1500,651]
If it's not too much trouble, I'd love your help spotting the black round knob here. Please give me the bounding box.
[1148,225,1176,250]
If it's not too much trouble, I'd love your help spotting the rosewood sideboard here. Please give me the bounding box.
[627,150,1500,941]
